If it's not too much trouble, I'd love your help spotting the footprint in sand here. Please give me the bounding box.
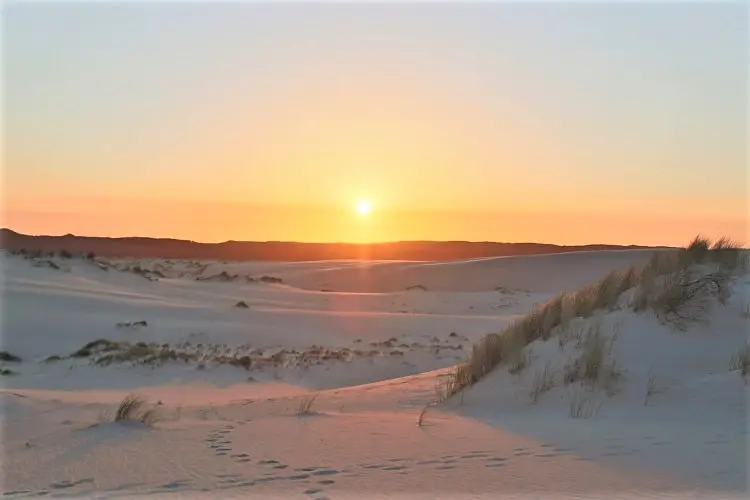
[318,480,335,485]
[160,480,191,490]
[312,469,341,476]
[381,465,406,471]
[286,474,311,481]
[436,465,455,470]
[49,479,94,490]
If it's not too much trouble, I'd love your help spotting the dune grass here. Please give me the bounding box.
[530,361,556,403]
[729,345,750,381]
[297,394,318,416]
[443,235,747,399]
[103,394,160,426]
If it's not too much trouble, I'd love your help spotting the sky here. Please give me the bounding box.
[3,1,747,246]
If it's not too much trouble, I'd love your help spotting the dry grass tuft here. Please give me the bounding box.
[567,390,600,419]
[297,394,318,416]
[644,367,659,406]
[729,345,750,382]
[112,394,160,425]
[530,361,556,403]
[417,404,430,426]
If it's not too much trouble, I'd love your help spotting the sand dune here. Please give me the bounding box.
[0,248,747,498]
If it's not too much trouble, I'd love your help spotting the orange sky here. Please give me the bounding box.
[4,3,748,247]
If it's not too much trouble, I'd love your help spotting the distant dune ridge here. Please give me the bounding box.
[0,228,664,261]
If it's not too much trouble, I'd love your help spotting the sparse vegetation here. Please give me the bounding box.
[567,391,600,419]
[297,394,318,416]
[71,339,120,358]
[580,324,606,383]
[507,347,530,375]
[729,345,750,381]
[417,404,429,426]
[644,367,659,406]
[235,300,250,309]
[443,235,747,399]
[109,394,160,425]
[530,361,556,403]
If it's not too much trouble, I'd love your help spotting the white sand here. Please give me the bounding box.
[0,249,746,498]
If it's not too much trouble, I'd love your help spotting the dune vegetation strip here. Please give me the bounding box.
[54,334,465,374]
[441,236,748,399]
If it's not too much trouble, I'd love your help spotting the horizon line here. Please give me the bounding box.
[0,227,673,249]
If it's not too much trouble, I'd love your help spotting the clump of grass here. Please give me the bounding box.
[729,345,750,381]
[506,334,531,374]
[581,324,606,382]
[111,394,160,425]
[567,391,600,419]
[634,237,746,323]
[644,367,659,406]
[417,404,430,426]
[647,268,733,331]
[71,339,121,358]
[235,301,250,309]
[530,361,556,403]
[740,302,750,320]
[297,394,318,416]
[683,235,711,264]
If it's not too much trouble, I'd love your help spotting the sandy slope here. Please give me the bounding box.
[0,250,747,498]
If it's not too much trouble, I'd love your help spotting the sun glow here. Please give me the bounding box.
[356,199,373,216]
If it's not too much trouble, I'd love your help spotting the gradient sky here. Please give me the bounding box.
[3,2,747,246]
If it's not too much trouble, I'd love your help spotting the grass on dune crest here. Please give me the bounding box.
[441,235,747,399]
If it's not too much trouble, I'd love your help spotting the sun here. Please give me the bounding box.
[355,199,373,216]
